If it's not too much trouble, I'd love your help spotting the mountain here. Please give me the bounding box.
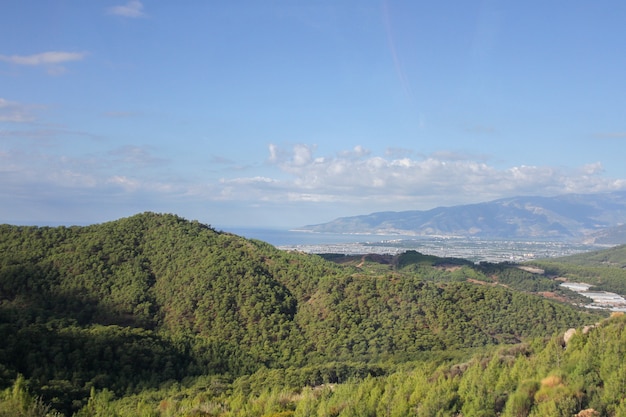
[552,243,626,267]
[583,224,626,245]
[0,212,599,414]
[300,191,626,239]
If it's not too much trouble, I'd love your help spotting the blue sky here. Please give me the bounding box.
[1,1,626,228]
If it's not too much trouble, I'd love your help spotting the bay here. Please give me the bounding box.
[220,227,404,247]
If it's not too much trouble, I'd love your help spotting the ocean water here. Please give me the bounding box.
[221,227,403,247]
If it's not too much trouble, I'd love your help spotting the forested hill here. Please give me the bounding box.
[528,244,626,296]
[543,243,626,268]
[0,213,600,415]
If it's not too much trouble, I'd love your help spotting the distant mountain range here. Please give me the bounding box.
[583,224,626,245]
[300,191,626,241]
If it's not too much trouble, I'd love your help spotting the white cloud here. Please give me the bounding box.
[220,176,277,188]
[156,144,626,216]
[0,51,86,75]
[0,146,174,196]
[0,51,86,66]
[339,145,371,158]
[267,143,279,163]
[244,144,626,209]
[0,98,37,123]
[2,141,626,226]
[107,1,146,18]
[292,144,314,166]
[107,175,140,191]
[267,143,317,171]
[4,142,625,206]
[581,162,604,175]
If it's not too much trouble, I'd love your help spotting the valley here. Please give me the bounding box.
[278,236,600,263]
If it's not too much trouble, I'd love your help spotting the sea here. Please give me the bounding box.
[220,227,600,263]
[222,227,403,247]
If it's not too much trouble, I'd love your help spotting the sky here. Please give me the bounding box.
[1,1,626,229]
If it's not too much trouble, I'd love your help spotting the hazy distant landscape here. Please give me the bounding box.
[256,191,626,262]
[299,191,626,242]
[277,236,600,263]
[229,226,601,262]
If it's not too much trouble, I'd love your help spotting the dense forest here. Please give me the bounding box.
[0,212,621,416]
[527,244,626,296]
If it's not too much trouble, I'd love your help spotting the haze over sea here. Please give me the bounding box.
[222,227,399,247]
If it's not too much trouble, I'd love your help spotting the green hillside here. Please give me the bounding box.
[544,244,626,267]
[59,313,626,417]
[0,213,603,415]
[528,244,626,295]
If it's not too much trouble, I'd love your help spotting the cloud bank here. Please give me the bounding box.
[219,144,626,209]
[2,141,626,225]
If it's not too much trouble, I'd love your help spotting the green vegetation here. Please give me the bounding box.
[0,213,615,415]
[528,244,626,295]
[553,244,626,267]
[5,314,626,416]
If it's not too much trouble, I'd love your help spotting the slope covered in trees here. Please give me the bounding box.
[528,244,626,295]
[541,244,626,268]
[0,213,602,415]
[65,313,626,417]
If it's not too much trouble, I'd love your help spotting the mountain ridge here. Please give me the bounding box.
[300,191,626,240]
